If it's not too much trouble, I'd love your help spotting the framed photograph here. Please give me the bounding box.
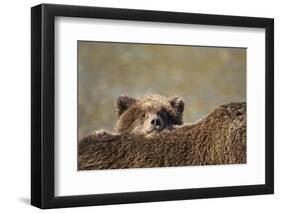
[31,4,274,209]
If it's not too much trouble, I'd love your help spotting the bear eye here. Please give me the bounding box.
[142,113,146,118]
[159,109,167,117]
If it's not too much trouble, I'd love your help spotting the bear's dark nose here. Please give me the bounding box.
[151,118,160,126]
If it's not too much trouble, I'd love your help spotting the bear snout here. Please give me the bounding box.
[151,117,161,127]
[147,114,164,131]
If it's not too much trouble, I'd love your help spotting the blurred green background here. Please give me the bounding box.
[78,41,246,139]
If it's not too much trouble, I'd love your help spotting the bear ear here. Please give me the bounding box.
[116,95,137,117]
[169,96,185,114]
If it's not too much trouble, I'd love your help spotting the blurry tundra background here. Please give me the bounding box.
[78,41,246,139]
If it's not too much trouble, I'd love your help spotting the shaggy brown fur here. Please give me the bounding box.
[114,94,185,134]
[79,102,246,170]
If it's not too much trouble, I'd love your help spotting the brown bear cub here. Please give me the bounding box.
[78,102,247,170]
[79,94,246,170]
[114,94,185,135]
[93,94,185,139]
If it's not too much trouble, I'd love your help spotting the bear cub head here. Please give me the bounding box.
[114,94,185,135]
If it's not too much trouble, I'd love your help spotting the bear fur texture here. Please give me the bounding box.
[114,94,185,134]
[79,97,246,170]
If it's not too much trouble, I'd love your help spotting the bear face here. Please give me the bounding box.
[114,94,184,135]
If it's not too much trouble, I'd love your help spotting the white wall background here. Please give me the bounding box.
[0,0,279,212]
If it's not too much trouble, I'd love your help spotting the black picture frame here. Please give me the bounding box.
[31,3,274,209]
